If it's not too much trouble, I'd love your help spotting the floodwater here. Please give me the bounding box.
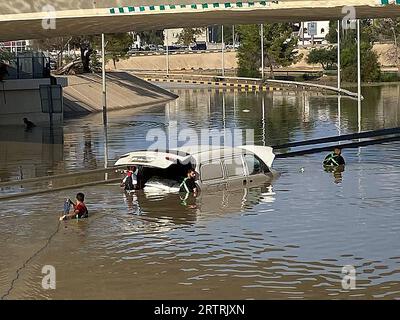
[1,84,400,299]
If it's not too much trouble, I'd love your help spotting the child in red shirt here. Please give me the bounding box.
[60,193,89,221]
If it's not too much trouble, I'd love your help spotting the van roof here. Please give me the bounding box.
[115,145,275,169]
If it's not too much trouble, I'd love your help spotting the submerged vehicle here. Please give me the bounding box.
[114,145,277,193]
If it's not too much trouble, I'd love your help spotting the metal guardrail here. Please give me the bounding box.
[275,135,400,158]
[273,127,400,150]
[0,166,126,201]
[135,72,360,98]
[265,79,362,99]
[0,166,125,188]
[130,48,236,57]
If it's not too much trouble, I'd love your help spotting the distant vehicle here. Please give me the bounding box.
[191,41,207,51]
[157,45,165,51]
[128,47,141,54]
[148,44,157,51]
[167,45,181,52]
[115,145,277,193]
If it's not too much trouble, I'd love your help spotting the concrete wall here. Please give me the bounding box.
[63,72,178,115]
[108,51,238,71]
[0,78,67,126]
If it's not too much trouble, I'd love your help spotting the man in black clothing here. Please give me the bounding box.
[23,118,36,130]
[179,168,198,195]
[323,147,345,167]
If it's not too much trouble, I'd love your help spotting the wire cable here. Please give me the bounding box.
[0,221,61,300]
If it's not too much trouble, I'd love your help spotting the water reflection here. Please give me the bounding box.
[324,165,345,184]
[0,126,63,183]
[120,184,276,227]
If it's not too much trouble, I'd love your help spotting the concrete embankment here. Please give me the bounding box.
[108,44,399,73]
[63,72,178,116]
[107,51,237,72]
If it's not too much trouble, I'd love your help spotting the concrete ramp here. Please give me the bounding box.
[63,72,178,116]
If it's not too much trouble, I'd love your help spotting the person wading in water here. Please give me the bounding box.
[323,147,345,167]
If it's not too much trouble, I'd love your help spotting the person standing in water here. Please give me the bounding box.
[121,166,138,192]
[180,168,198,196]
[23,118,36,130]
[323,147,345,167]
[59,193,89,221]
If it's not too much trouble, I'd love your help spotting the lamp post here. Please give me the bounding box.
[357,19,362,133]
[221,25,225,77]
[101,33,107,126]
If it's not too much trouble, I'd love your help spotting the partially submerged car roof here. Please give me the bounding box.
[237,145,275,168]
[114,145,275,169]
[173,145,275,168]
[114,150,192,169]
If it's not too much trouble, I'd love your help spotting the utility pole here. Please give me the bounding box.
[232,25,235,49]
[392,26,400,77]
[166,29,170,76]
[101,33,107,126]
[337,20,341,90]
[357,19,362,133]
[261,24,264,80]
[221,25,225,77]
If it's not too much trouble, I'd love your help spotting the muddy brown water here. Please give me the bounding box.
[1,84,400,299]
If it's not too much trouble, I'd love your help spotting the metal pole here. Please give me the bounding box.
[337,20,341,90]
[261,24,264,80]
[104,124,109,181]
[232,25,235,49]
[262,96,266,146]
[357,19,361,133]
[337,20,341,137]
[222,93,226,143]
[101,33,107,126]
[302,22,305,46]
[221,25,225,77]
[337,94,341,137]
[166,29,170,76]
[392,27,399,77]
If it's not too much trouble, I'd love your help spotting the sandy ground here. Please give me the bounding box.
[107,51,238,71]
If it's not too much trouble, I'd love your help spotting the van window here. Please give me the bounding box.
[224,156,245,177]
[245,154,269,174]
[200,161,224,181]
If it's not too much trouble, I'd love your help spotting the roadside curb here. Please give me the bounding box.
[144,77,281,92]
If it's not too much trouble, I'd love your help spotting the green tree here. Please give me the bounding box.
[307,46,337,70]
[177,28,205,46]
[0,49,15,63]
[325,21,338,44]
[326,20,381,82]
[341,40,381,82]
[237,23,300,79]
[236,25,261,78]
[102,33,132,68]
[137,30,164,46]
